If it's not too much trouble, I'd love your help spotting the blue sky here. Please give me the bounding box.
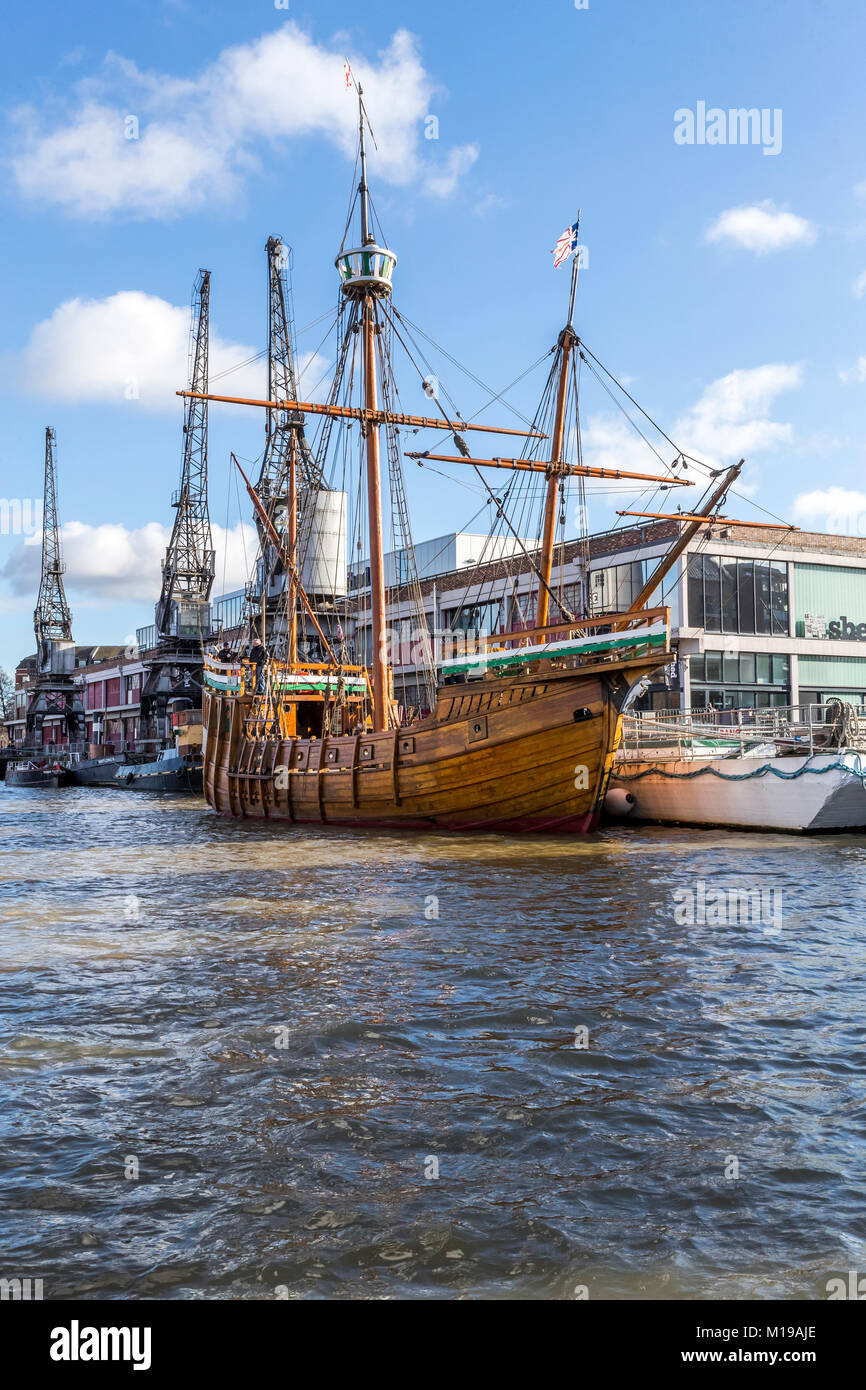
[1,0,865,672]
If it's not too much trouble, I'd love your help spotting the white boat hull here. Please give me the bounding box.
[609,751,866,832]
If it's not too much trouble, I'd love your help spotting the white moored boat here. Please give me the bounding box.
[608,701,866,833]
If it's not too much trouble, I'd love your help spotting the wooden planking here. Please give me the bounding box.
[207,699,606,826]
[202,651,663,831]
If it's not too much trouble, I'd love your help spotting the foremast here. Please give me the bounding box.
[538,250,581,630]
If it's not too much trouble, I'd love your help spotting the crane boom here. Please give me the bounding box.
[34,426,73,669]
[155,269,215,640]
[24,426,84,742]
[256,237,319,512]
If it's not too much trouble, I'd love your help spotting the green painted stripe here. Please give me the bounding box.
[273,680,367,694]
[206,670,367,695]
[441,628,667,674]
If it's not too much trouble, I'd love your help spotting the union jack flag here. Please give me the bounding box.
[552,218,581,269]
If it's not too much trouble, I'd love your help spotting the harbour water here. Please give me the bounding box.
[1,785,865,1300]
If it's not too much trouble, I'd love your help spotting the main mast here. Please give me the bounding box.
[335,88,397,731]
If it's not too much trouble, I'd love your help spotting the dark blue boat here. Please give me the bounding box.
[114,749,203,794]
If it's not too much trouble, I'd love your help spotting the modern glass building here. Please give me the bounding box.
[357,521,866,713]
[587,523,866,710]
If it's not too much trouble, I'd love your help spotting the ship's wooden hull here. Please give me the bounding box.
[202,657,658,834]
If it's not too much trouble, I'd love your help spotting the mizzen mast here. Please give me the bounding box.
[537,252,581,631]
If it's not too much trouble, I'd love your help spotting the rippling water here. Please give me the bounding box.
[1,783,865,1300]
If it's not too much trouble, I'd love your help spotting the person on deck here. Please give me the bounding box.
[248,639,267,694]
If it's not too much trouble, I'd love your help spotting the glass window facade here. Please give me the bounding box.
[588,557,682,625]
[446,600,504,635]
[687,555,788,635]
[590,560,649,612]
[549,583,583,624]
[690,650,790,709]
[212,590,245,632]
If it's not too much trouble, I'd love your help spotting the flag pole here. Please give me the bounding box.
[539,210,581,629]
[567,209,581,328]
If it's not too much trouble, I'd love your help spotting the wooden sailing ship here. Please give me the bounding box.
[191,86,739,833]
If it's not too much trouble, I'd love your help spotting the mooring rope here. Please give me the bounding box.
[615,754,866,785]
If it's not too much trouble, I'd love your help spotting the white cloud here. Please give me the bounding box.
[840,356,866,385]
[473,192,508,218]
[2,519,258,602]
[424,144,479,198]
[704,200,817,253]
[581,416,685,495]
[673,363,802,466]
[581,363,801,493]
[793,486,866,536]
[58,46,86,69]
[11,289,327,410]
[9,25,477,219]
[852,270,866,298]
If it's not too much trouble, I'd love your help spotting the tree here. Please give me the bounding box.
[0,668,15,722]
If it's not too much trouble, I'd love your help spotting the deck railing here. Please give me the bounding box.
[202,611,671,697]
[441,607,671,678]
[203,657,372,700]
[5,741,89,762]
[620,701,866,760]
[479,606,671,653]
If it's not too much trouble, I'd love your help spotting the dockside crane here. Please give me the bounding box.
[140,270,216,744]
[257,237,318,515]
[252,237,330,659]
[24,427,84,743]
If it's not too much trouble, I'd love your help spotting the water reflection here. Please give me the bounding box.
[1,784,865,1299]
